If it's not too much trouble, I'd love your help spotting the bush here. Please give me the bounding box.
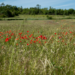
[5,10,14,17]
[0,18,3,20]
[47,15,53,19]
[0,14,7,18]
[66,17,72,19]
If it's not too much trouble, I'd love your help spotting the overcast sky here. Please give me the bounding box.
[0,0,75,9]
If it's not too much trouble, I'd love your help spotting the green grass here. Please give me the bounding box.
[0,19,75,75]
[0,15,75,20]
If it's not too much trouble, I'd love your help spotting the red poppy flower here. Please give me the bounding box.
[55,33,56,35]
[16,38,19,40]
[45,41,46,43]
[29,34,33,37]
[6,35,8,37]
[16,43,18,45]
[70,31,72,33]
[34,41,36,43]
[5,38,9,42]
[8,37,11,40]
[21,37,24,39]
[65,32,68,35]
[43,36,47,40]
[11,33,14,36]
[39,41,41,43]
[27,43,29,45]
[59,37,62,39]
[25,35,27,39]
[27,31,29,33]
[19,33,22,35]
[30,40,33,44]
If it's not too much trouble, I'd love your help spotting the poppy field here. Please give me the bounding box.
[0,19,75,75]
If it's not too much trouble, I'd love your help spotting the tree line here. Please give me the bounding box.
[0,3,75,17]
[0,3,22,17]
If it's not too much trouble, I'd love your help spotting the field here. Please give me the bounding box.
[0,15,75,20]
[0,18,75,75]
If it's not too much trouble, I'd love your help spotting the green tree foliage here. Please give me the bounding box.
[0,3,22,17]
[4,10,13,17]
[0,3,75,18]
[22,5,75,15]
[68,9,74,15]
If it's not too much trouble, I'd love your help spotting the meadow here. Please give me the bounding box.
[0,18,75,75]
[0,14,75,20]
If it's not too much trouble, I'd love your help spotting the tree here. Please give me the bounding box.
[35,4,41,14]
[5,10,13,17]
[68,9,74,15]
[0,3,5,7]
[36,4,41,9]
[64,9,69,15]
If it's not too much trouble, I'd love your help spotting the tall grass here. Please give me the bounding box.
[0,19,75,75]
[0,15,75,20]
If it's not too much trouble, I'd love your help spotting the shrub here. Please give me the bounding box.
[0,14,6,18]
[47,15,53,19]
[66,17,72,19]
[5,10,14,17]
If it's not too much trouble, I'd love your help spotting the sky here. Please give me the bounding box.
[0,0,75,9]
